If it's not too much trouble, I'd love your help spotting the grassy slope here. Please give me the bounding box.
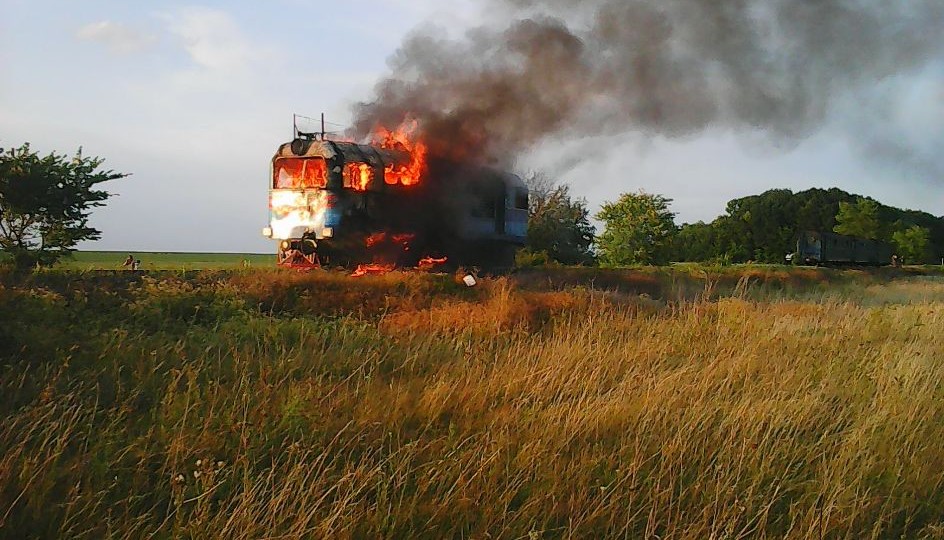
[1,267,944,538]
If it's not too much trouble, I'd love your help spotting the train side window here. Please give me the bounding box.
[470,196,496,218]
[514,189,528,210]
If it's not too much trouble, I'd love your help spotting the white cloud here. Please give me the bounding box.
[380,0,480,18]
[75,20,156,55]
[165,7,265,74]
[836,65,944,182]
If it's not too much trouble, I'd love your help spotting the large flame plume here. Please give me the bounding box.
[373,120,428,186]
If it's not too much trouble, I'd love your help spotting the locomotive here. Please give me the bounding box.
[261,135,528,269]
[790,230,893,266]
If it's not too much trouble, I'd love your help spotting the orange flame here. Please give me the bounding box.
[417,256,448,269]
[365,232,415,250]
[392,233,415,245]
[345,163,373,191]
[351,263,395,277]
[374,120,428,186]
[366,232,387,248]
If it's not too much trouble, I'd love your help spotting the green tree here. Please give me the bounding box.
[524,174,595,265]
[595,191,677,266]
[891,225,930,264]
[0,143,126,269]
[833,198,881,239]
[670,222,711,262]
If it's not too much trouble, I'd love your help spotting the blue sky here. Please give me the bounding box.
[1,0,942,252]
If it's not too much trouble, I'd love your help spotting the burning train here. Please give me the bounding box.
[261,130,528,270]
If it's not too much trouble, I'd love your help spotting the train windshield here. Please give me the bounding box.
[273,158,327,189]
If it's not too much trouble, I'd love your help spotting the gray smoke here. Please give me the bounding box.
[352,0,944,168]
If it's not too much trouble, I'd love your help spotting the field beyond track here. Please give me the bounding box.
[2,266,943,538]
[63,251,274,270]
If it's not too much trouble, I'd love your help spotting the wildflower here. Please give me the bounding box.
[174,474,185,483]
[193,471,201,479]
[196,459,203,467]
[216,461,225,469]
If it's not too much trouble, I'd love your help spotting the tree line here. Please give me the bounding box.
[524,177,943,267]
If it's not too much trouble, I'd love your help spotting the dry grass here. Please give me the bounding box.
[1,268,943,538]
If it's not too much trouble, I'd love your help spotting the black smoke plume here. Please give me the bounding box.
[352,0,944,169]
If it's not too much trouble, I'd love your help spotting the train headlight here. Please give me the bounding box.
[321,227,333,238]
[280,240,290,251]
[262,226,273,238]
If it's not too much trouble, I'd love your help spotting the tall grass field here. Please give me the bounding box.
[1,265,943,538]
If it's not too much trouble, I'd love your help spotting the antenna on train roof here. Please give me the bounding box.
[294,112,346,141]
[294,113,319,141]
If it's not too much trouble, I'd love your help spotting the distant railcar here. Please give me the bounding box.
[794,230,893,266]
[261,137,527,269]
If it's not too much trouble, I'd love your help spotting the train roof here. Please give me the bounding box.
[275,138,526,190]
[801,230,889,244]
[275,139,411,169]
